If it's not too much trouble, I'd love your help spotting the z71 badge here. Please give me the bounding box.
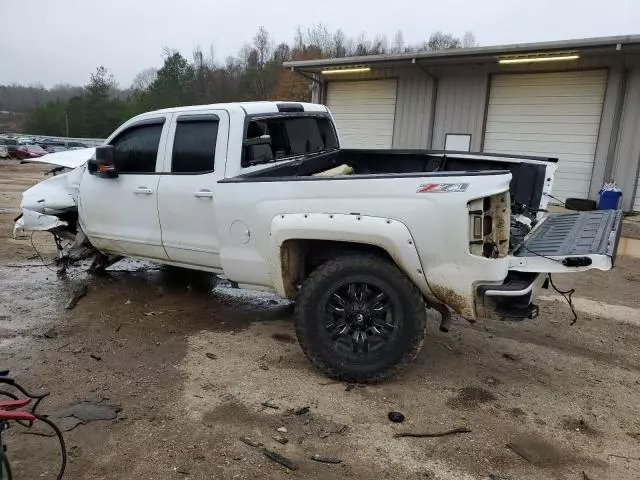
[417,183,469,193]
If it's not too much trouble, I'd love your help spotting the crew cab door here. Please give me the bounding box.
[156,110,229,270]
[78,116,170,259]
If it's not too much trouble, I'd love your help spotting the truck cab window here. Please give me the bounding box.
[242,115,338,167]
[172,119,218,173]
[111,122,163,173]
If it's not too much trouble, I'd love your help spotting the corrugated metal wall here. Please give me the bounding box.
[431,73,488,150]
[320,68,434,149]
[612,68,640,211]
[393,72,434,148]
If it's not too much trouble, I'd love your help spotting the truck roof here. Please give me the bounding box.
[143,101,328,116]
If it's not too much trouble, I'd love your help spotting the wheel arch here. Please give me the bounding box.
[269,213,434,301]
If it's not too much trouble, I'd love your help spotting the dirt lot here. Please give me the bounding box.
[1,159,640,480]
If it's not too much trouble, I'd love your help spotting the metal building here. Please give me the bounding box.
[284,35,640,211]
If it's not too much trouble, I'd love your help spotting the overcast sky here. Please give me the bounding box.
[2,0,638,88]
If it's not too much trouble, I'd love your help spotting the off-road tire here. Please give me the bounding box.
[295,254,427,383]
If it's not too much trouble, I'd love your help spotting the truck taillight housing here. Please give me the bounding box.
[468,191,510,258]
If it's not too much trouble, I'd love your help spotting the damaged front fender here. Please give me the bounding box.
[20,166,83,215]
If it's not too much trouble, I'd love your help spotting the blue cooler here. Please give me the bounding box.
[598,189,622,210]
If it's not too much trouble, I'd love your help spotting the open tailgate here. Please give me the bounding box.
[510,210,623,273]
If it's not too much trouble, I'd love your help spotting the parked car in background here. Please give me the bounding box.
[0,137,19,157]
[14,144,48,159]
[45,145,68,154]
[66,141,87,148]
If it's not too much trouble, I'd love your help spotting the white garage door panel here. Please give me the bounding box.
[491,71,608,85]
[548,164,595,175]
[485,139,598,156]
[491,85,606,99]
[484,70,606,200]
[485,132,598,144]
[485,122,601,136]
[487,104,603,116]
[326,79,397,149]
[486,114,601,125]
[489,96,603,106]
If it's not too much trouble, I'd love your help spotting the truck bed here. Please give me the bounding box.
[225,149,557,213]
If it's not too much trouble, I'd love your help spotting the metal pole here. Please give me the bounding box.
[64,111,69,147]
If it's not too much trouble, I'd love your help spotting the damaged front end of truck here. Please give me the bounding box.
[13,148,107,274]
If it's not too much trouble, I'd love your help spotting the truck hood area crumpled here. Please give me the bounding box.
[27,147,96,169]
[16,165,84,236]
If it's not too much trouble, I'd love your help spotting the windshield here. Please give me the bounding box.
[242,114,338,167]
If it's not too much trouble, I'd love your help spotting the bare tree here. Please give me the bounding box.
[426,31,462,50]
[193,47,205,70]
[370,34,389,55]
[239,44,257,69]
[293,26,305,51]
[354,32,371,56]
[161,46,178,59]
[462,31,478,48]
[253,26,271,66]
[332,29,348,58]
[273,43,291,63]
[305,24,332,52]
[391,30,405,54]
[131,68,158,91]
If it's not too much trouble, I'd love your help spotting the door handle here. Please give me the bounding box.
[194,189,213,199]
[134,187,153,195]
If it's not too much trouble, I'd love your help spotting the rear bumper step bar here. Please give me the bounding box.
[476,273,547,320]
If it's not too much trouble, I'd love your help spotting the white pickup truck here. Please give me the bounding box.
[16,101,622,382]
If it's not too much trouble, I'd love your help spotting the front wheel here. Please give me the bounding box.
[295,254,427,383]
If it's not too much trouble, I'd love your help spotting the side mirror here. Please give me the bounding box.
[88,145,118,178]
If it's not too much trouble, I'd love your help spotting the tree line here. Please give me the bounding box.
[17,26,476,138]
[0,84,84,113]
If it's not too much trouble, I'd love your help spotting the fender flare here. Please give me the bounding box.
[269,213,435,300]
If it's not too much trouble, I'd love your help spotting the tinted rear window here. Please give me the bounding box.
[171,119,218,173]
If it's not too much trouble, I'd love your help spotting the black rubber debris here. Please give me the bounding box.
[388,411,405,423]
[262,448,298,470]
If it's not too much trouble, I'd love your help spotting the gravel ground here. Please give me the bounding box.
[1,159,640,480]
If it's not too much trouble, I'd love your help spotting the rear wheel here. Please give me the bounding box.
[295,254,427,383]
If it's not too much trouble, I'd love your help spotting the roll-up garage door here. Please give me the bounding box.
[326,79,397,149]
[484,70,607,200]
